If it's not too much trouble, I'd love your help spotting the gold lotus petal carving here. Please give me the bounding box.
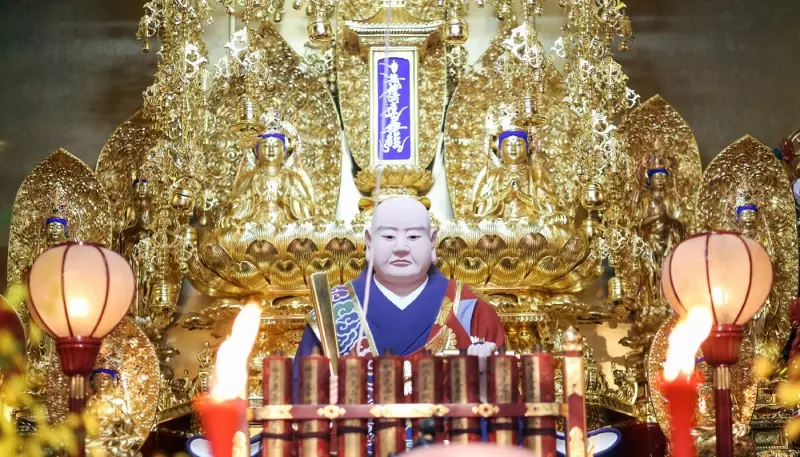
[189,220,599,297]
[491,256,526,287]
[269,259,306,289]
[306,257,341,285]
[454,256,490,284]
[342,257,368,283]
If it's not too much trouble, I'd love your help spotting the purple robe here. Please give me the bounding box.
[293,269,450,398]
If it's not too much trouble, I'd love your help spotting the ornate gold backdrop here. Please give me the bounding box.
[4,0,799,454]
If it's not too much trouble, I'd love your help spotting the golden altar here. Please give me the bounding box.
[3,0,800,455]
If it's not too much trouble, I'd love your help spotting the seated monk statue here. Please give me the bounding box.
[185,198,506,457]
[85,368,140,457]
[222,131,315,226]
[296,196,505,364]
[472,129,560,221]
[295,196,505,449]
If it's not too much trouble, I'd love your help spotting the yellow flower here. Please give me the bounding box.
[786,416,800,440]
[789,356,800,378]
[4,283,27,312]
[28,324,42,346]
[753,356,774,380]
[83,411,99,438]
[777,381,800,408]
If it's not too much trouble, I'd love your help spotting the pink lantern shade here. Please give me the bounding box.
[26,242,134,340]
[660,231,774,326]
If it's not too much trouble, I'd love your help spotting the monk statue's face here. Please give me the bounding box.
[367,197,436,290]
[134,180,149,199]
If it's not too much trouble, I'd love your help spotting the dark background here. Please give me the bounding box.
[1,0,800,288]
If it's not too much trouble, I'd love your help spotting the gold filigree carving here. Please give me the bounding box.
[696,135,798,362]
[205,24,341,221]
[96,109,158,235]
[43,318,160,451]
[445,21,572,220]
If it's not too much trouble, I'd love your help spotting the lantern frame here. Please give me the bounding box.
[26,241,134,457]
[660,231,774,457]
[661,230,774,326]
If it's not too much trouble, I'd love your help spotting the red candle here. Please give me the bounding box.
[194,304,262,457]
[659,371,702,457]
[194,394,249,457]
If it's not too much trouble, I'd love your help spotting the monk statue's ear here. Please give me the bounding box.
[430,229,438,262]
[365,229,372,256]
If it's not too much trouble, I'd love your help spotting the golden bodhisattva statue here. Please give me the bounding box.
[38,215,68,255]
[637,160,684,305]
[473,129,560,221]
[734,193,777,360]
[85,368,140,457]
[28,213,71,399]
[120,178,153,316]
[223,132,314,225]
[735,193,760,241]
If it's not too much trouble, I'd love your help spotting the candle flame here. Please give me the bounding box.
[664,307,712,382]
[210,303,262,401]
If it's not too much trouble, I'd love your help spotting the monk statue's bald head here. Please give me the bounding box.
[367,197,437,295]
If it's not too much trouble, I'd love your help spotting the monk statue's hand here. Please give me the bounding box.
[467,342,497,374]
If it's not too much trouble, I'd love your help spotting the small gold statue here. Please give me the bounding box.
[611,363,636,404]
[36,191,73,256]
[734,192,778,361]
[472,128,560,221]
[516,324,538,353]
[28,210,71,401]
[223,131,315,225]
[85,368,140,457]
[39,216,68,254]
[120,178,153,251]
[636,157,685,305]
[120,178,153,317]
